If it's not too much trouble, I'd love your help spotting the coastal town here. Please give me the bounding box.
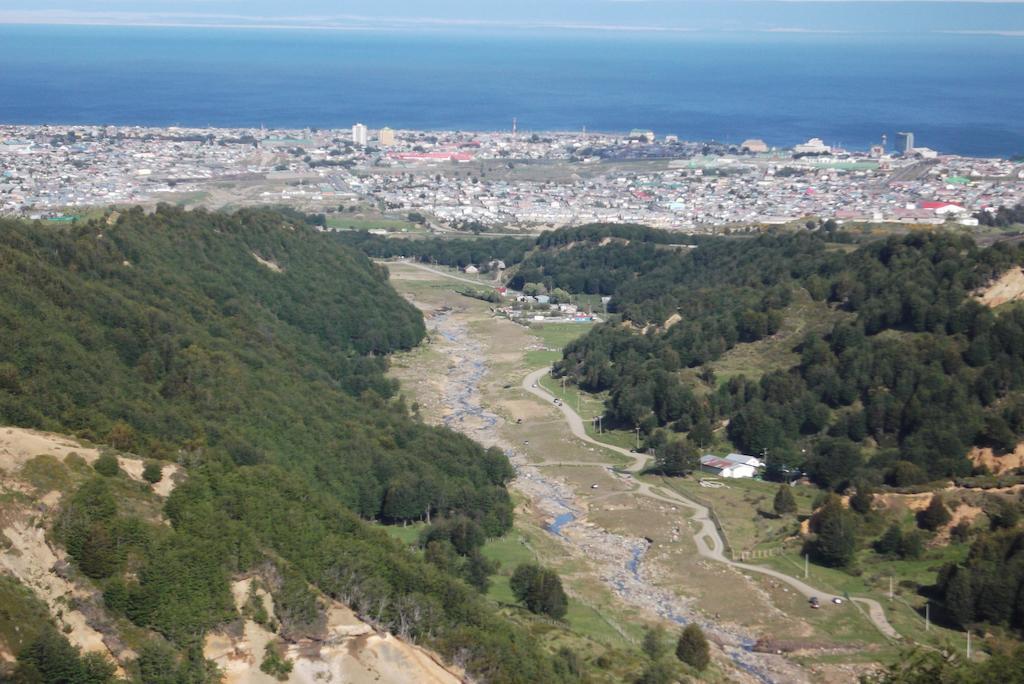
[2,123,1022,231]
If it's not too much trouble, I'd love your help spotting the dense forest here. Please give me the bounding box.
[0,207,578,682]
[551,231,1024,485]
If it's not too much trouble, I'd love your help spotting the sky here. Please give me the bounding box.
[0,1,1022,34]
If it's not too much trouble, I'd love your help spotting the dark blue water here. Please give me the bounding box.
[1,25,1022,157]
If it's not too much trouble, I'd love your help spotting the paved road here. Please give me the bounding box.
[522,366,900,641]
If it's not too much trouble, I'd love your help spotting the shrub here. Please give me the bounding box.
[142,461,164,484]
[259,642,292,681]
[92,454,120,477]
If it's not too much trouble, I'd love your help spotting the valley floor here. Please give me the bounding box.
[385,262,909,683]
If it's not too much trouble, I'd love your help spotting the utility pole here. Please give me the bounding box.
[925,602,930,631]
[889,576,894,601]
[634,425,641,450]
[576,393,580,412]
[967,630,972,659]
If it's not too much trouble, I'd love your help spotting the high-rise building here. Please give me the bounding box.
[898,131,915,155]
[378,127,395,146]
[352,123,368,147]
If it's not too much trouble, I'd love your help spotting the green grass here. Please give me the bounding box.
[536,374,643,453]
[326,215,423,232]
[482,530,636,647]
[0,576,52,656]
[482,533,538,571]
[756,548,969,651]
[527,322,594,351]
[659,477,818,552]
[20,455,74,493]
[525,350,561,366]
[381,522,426,546]
[709,289,848,384]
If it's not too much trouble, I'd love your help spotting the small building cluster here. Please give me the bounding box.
[699,453,764,479]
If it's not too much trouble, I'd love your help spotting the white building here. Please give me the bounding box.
[793,138,830,155]
[699,453,759,479]
[352,123,368,147]
[741,139,769,154]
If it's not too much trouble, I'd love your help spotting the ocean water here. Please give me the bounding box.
[0,24,1022,157]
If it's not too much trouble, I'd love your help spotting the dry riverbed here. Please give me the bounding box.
[387,275,810,683]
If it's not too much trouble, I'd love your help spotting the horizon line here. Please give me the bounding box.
[0,11,1022,35]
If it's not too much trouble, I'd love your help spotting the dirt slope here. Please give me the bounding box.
[977,267,1024,307]
[205,579,462,684]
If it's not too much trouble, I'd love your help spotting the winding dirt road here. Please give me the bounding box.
[522,367,900,641]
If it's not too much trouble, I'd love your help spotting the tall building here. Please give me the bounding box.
[352,123,368,147]
[898,131,915,155]
[378,127,395,146]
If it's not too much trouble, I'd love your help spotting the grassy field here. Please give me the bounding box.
[657,474,973,653]
[326,215,425,232]
[659,477,818,553]
[526,321,595,351]
[380,522,426,546]
[709,289,848,384]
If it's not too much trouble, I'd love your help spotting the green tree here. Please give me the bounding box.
[15,627,117,683]
[635,658,681,684]
[917,495,951,531]
[899,530,925,560]
[509,564,568,619]
[849,481,874,515]
[811,503,859,567]
[654,439,697,476]
[550,288,572,304]
[641,625,667,660]
[106,420,136,452]
[989,499,1020,530]
[675,623,710,671]
[875,523,904,557]
[887,461,928,487]
[944,568,975,626]
[773,485,797,516]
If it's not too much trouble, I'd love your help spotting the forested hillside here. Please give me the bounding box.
[0,207,576,683]
[552,231,1024,485]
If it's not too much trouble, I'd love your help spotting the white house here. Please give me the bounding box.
[725,453,764,469]
[699,454,758,479]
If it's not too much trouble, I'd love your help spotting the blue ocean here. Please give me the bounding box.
[0,24,1022,157]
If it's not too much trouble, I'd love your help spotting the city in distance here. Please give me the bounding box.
[2,5,1024,684]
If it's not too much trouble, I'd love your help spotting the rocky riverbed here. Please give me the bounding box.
[424,310,806,684]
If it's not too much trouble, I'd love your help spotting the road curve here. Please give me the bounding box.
[522,366,900,641]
